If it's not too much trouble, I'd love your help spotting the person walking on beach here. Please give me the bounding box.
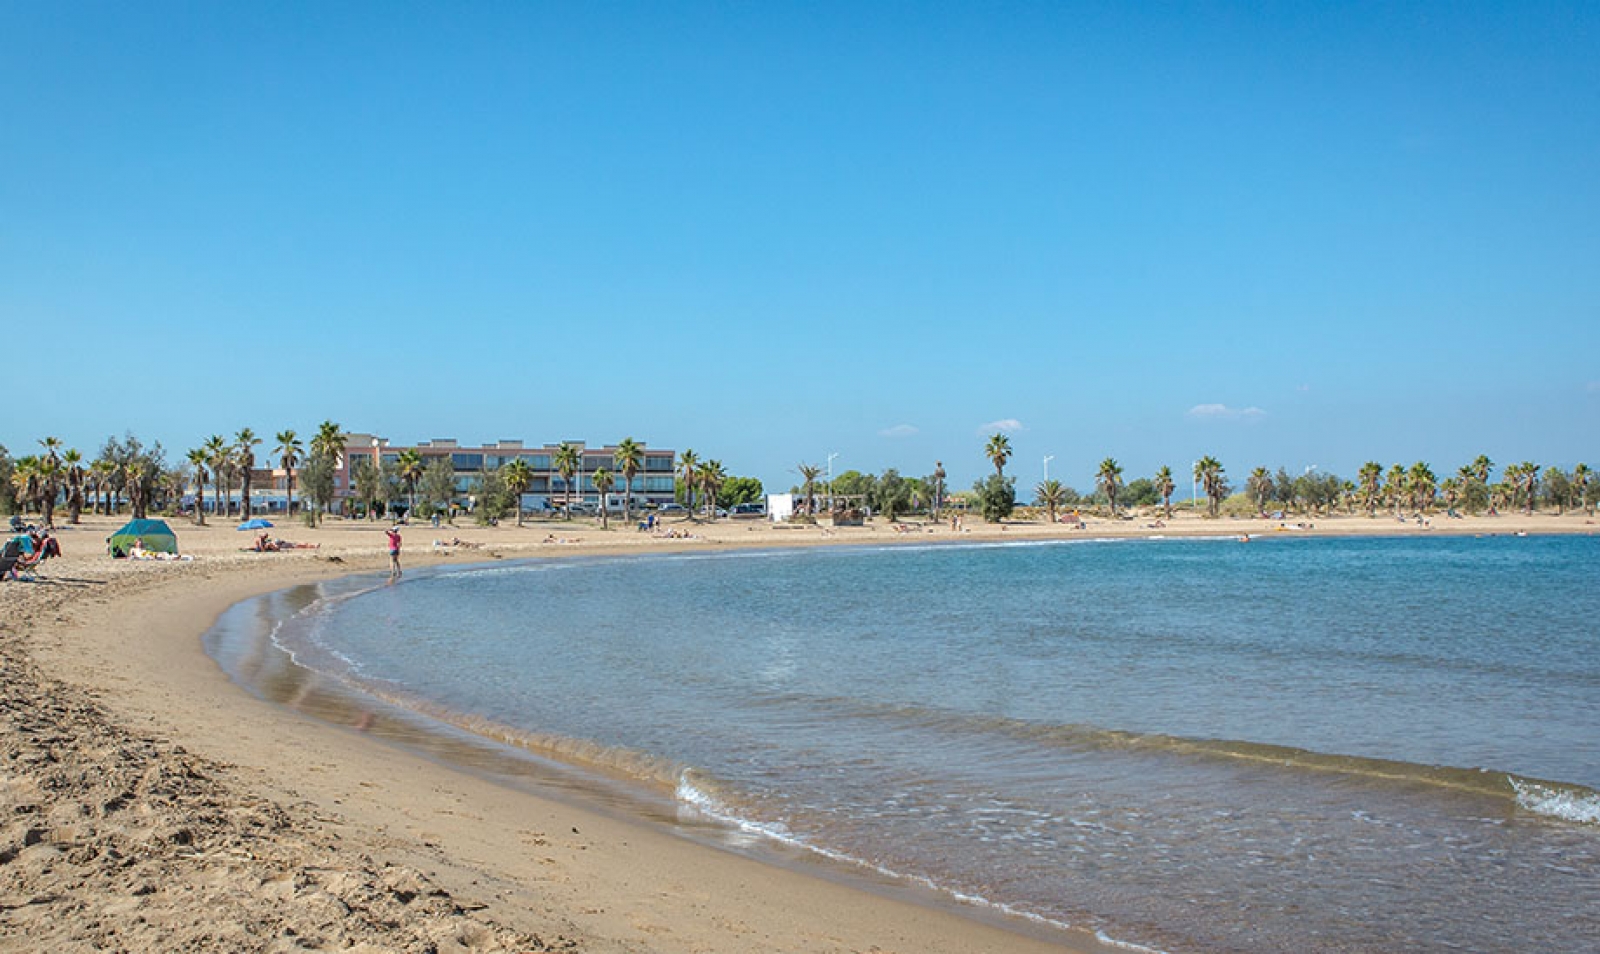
[385,525,402,578]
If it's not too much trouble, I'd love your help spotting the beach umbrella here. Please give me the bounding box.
[237,518,274,531]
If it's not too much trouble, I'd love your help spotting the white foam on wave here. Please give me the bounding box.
[1511,779,1600,825]
[675,772,1174,953]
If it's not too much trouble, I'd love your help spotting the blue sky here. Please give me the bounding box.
[3,3,1596,494]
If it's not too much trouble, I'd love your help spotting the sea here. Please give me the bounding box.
[205,533,1600,954]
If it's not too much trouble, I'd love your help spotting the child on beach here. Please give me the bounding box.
[386,526,402,578]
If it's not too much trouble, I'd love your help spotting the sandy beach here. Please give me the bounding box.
[3,508,1594,952]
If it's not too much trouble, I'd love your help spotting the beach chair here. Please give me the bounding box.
[0,537,34,581]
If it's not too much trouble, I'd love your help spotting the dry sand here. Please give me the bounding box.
[2,508,1593,952]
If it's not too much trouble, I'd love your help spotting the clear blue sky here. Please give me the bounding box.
[3,2,1596,494]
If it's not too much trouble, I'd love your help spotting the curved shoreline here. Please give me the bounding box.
[4,521,1106,953]
[6,510,1594,951]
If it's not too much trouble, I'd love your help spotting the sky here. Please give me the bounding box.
[2,2,1596,494]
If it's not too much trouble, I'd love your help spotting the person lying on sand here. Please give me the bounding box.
[541,534,578,545]
[129,542,192,562]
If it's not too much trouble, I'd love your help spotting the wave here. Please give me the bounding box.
[1510,779,1600,825]
[745,691,1600,825]
[670,772,1168,951]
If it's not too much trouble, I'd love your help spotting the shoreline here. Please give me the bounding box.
[3,511,1594,951]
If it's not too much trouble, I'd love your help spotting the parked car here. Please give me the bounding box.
[656,503,687,514]
[729,502,766,519]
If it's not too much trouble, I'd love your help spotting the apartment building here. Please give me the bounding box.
[326,435,678,513]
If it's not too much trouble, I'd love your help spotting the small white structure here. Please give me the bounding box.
[766,493,795,523]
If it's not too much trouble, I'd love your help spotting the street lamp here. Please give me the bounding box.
[1192,460,1200,512]
[1043,455,1054,483]
[827,452,839,510]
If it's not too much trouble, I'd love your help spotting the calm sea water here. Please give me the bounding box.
[209,535,1600,953]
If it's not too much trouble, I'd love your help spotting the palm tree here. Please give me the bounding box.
[1096,458,1124,515]
[235,429,261,518]
[932,460,946,521]
[90,457,116,515]
[1471,455,1494,485]
[676,448,700,515]
[275,430,303,516]
[985,434,1012,478]
[1154,465,1175,518]
[1572,463,1592,515]
[311,420,345,461]
[1035,479,1067,523]
[123,456,150,520]
[1440,477,1461,512]
[397,449,425,516]
[697,459,726,519]
[1382,464,1406,516]
[592,468,615,529]
[1194,456,1228,518]
[12,457,39,516]
[186,448,210,525]
[36,456,61,526]
[1247,466,1274,514]
[34,438,63,525]
[62,449,84,524]
[203,435,230,518]
[797,463,823,515]
[613,437,644,523]
[501,458,534,526]
[552,442,580,519]
[1358,462,1383,517]
[1517,461,1539,515]
[309,421,348,517]
[1407,461,1436,514]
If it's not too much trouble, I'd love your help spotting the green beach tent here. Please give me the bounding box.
[108,518,179,557]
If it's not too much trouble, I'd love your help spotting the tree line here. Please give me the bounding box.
[788,435,1595,525]
[1,428,765,529]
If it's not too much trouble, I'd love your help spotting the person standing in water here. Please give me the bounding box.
[385,525,402,578]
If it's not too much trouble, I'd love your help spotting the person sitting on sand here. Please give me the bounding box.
[255,531,279,552]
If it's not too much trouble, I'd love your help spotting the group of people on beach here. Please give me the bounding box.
[2,524,60,580]
[245,531,320,553]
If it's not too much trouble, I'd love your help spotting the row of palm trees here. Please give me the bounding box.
[980,434,1593,521]
[12,424,1592,529]
[985,433,1234,521]
[183,422,347,525]
[9,436,179,524]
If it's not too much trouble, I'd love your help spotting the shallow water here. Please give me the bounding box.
[209,535,1600,953]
